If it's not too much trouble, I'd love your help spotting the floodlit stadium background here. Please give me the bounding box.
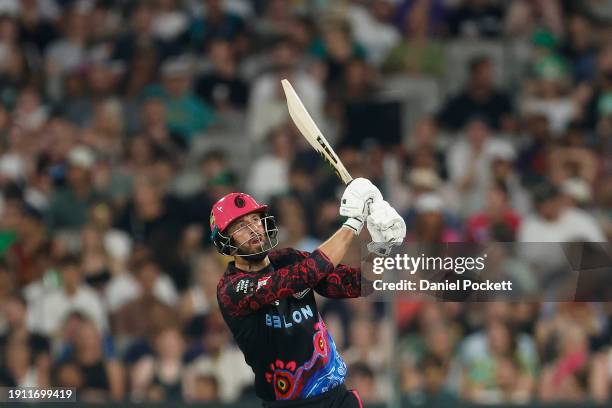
[0,0,611,406]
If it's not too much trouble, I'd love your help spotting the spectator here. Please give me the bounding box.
[247,125,294,202]
[348,0,400,66]
[465,183,522,242]
[447,0,504,38]
[184,313,253,402]
[539,323,590,402]
[404,193,461,243]
[47,146,102,232]
[194,38,249,112]
[0,293,50,387]
[382,1,445,78]
[28,255,108,337]
[55,316,124,401]
[345,362,380,403]
[437,56,513,131]
[178,252,223,328]
[447,117,515,215]
[247,36,324,142]
[518,183,605,243]
[131,325,185,402]
[188,0,245,51]
[114,175,190,289]
[458,319,537,403]
[144,57,214,145]
[274,195,320,252]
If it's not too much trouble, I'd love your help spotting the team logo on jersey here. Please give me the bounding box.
[293,289,311,299]
[257,276,271,290]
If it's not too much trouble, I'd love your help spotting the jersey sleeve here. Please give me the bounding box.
[217,249,334,317]
[314,262,363,299]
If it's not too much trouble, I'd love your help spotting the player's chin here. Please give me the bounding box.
[237,240,267,256]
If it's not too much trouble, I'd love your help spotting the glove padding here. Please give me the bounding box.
[340,178,383,235]
[340,178,383,219]
[366,200,406,256]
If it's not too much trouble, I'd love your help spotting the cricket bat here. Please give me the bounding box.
[281,79,353,185]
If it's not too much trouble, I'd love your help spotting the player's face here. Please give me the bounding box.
[228,213,266,255]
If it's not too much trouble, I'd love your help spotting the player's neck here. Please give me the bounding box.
[235,256,270,272]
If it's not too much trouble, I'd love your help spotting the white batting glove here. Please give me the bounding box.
[366,200,406,256]
[340,178,383,235]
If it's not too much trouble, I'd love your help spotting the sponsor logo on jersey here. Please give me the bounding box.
[293,288,311,299]
[235,279,252,294]
[265,305,314,329]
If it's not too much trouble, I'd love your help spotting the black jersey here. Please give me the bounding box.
[217,248,363,402]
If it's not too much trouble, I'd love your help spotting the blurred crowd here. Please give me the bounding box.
[0,0,611,405]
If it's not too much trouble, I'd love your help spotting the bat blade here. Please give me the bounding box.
[281,79,353,185]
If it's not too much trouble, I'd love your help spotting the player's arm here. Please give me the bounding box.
[316,199,407,299]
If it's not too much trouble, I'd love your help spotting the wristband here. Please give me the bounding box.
[342,217,363,235]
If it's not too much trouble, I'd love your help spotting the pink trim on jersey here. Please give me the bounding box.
[351,390,363,408]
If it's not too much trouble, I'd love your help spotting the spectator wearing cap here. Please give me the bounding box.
[437,56,513,132]
[560,178,593,209]
[47,146,102,232]
[144,56,214,144]
[405,193,461,243]
[520,48,578,136]
[488,142,531,215]
[517,183,605,275]
[399,167,459,231]
[518,183,604,243]
[447,117,517,216]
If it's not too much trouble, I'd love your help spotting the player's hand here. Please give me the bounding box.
[340,178,382,235]
[366,200,406,256]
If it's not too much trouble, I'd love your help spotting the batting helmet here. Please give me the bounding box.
[210,193,278,257]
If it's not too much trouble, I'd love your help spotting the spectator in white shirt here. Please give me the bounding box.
[447,117,515,216]
[518,183,605,275]
[28,255,108,337]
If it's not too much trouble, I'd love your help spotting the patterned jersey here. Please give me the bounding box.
[217,248,363,401]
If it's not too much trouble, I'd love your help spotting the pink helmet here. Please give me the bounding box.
[210,193,277,256]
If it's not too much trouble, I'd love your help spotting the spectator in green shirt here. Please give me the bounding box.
[144,57,214,144]
[382,2,445,78]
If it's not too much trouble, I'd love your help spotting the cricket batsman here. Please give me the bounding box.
[211,178,406,407]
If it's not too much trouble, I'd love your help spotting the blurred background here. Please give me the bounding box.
[0,0,610,406]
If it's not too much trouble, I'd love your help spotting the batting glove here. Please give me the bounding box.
[366,200,406,256]
[340,178,383,235]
